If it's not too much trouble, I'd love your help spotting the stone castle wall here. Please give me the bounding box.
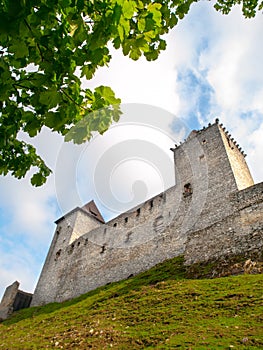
[0,282,32,320]
[185,182,263,265]
[31,122,262,306]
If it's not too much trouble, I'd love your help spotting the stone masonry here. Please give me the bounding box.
[30,120,262,306]
[0,281,32,320]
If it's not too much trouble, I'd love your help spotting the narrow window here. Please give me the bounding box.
[68,244,74,254]
[113,223,117,227]
[55,249,61,261]
[136,208,141,216]
[100,245,106,254]
[183,183,192,197]
[125,217,128,223]
[150,200,153,209]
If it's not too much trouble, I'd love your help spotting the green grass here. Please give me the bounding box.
[0,256,262,349]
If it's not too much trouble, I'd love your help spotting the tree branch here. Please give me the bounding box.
[24,19,45,62]
[60,88,84,109]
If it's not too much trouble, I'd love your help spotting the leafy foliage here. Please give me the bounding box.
[214,0,263,18]
[0,0,261,185]
[0,0,193,185]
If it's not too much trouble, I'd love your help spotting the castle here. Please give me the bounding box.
[1,120,263,317]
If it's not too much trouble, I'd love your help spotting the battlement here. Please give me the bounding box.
[173,119,245,154]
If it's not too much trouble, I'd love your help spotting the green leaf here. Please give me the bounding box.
[159,39,166,51]
[119,15,130,36]
[31,172,47,186]
[122,0,136,19]
[81,65,95,80]
[138,17,145,32]
[39,89,61,108]
[148,3,162,26]
[169,13,178,28]
[9,41,29,58]
[129,47,141,60]
[95,86,120,104]
[144,49,159,61]
[118,24,124,41]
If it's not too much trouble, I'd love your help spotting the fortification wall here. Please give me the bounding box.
[31,186,188,305]
[184,182,263,265]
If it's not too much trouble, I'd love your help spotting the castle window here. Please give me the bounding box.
[113,223,117,227]
[100,245,106,254]
[84,238,89,245]
[55,249,61,261]
[125,217,128,223]
[202,139,207,144]
[77,241,81,246]
[150,200,153,209]
[183,183,192,197]
[136,208,141,216]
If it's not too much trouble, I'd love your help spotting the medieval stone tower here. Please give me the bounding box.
[31,120,262,306]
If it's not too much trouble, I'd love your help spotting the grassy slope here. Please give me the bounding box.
[0,257,262,349]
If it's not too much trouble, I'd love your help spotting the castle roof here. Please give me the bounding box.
[81,200,105,223]
[55,200,105,224]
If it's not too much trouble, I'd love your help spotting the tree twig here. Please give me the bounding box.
[24,19,45,62]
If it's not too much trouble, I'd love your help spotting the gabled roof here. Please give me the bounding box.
[81,200,105,223]
[55,200,105,224]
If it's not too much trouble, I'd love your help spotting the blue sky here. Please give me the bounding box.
[1,2,263,299]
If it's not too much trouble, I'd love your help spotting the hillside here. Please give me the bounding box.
[0,257,262,349]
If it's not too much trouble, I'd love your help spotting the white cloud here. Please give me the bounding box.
[170,2,263,181]
[84,33,180,114]
[0,129,63,297]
